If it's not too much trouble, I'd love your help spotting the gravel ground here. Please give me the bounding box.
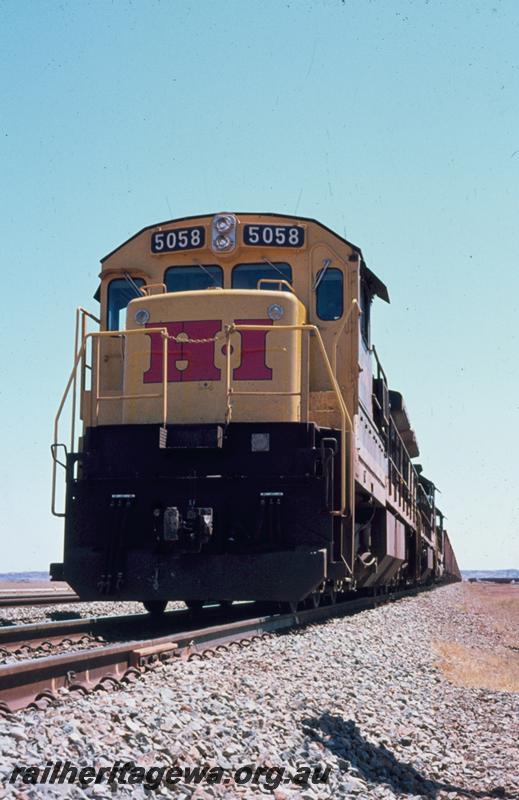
[1,584,518,800]
[0,601,186,628]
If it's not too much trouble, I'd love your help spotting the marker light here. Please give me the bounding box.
[135,309,150,325]
[268,303,284,321]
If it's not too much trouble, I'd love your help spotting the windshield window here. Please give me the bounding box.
[316,268,343,320]
[164,265,223,292]
[232,262,292,291]
[107,277,145,331]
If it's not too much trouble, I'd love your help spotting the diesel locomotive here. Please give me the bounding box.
[50,213,460,613]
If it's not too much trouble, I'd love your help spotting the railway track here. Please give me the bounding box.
[0,607,197,661]
[0,587,79,608]
[0,585,431,714]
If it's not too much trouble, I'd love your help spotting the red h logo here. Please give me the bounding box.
[143,318,273,383]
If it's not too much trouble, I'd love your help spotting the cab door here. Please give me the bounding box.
[308,244,360,428]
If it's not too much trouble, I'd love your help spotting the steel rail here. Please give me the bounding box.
[0,591,79,609]
[0,585,431,713]
[0,603,273,659]
[0,609,189,651]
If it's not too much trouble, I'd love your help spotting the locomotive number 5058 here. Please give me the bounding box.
[244,224,304,248]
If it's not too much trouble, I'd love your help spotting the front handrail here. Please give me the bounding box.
[71,308,100,452]
[52,340,89,517]
[141,283,167,295]
[224,321,355,576]
[256,278,294,292]
[52,327,169,517]
[87,329,169,427]
[223,322,354,520]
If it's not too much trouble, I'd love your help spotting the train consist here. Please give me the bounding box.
[51,213,460,613]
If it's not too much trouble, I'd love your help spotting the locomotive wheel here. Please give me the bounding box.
[143,600,168,617]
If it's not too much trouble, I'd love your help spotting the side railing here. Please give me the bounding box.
[88,329,169,427]
[331,299,361,374]
[388,449,416,521]
[223,322,354,521]
[417,482,435,545]
[51,308,99,517]
[51,324,170,517]
[71,308,100,452]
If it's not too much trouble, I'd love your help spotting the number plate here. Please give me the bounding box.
[151,226,205,254]
[243,224,305,248]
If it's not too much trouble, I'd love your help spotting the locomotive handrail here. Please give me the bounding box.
[223,322,354,528]
[52,339,89,517]
[388,455,415,521]
[417,481,434,513]
[86,329,169,427]
[71,308,100,453]
[331,298,361,374]
[52,327,169,518]
[256,278,294,293]
[370,343,389,384]
[141,282,167,295]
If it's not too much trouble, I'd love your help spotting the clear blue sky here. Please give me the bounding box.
[0,0,517,571]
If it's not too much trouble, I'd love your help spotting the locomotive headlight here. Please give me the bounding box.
[215,215,234,233]
[212,213,236,253]
[215,234,231,250]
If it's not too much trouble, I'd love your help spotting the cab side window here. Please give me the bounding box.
[316,268,343,320]
[107,277,145,331]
